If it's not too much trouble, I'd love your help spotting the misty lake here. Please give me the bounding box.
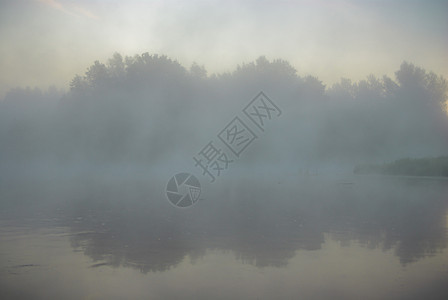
[1,174,447,300]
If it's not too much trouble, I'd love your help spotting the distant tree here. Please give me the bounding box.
[303,76,325,94]
[354,74,385,101]
[70,75,89,93]
[233,56,297,80]
[85,60,109,89]
[2,53,447,168]
[300,75,326,100]
[327,78,355,100]
[190,62,207,79]
[395,61,447,109]
[108,52,125,79]
[382,75,399,97]
[395,62,426,89]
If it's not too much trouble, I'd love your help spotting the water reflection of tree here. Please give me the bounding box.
[325,178,448,264]
[67,178,448,273]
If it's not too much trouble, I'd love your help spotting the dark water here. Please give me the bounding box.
[1,174,447,299]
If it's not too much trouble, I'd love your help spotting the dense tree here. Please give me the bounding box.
[1,54,447,170]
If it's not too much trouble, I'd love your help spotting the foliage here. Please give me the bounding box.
[1,54,447,167]
[354,157,448,177]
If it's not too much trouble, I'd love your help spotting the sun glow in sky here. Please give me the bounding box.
[0,0,447,98]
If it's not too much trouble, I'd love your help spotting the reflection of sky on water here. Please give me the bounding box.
[1,226,447,300]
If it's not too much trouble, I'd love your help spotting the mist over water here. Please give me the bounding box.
[1,19,448,300]
[1,174,447,300]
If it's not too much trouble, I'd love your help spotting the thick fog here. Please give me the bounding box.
[1,2,448,300]
[0,55,447,181]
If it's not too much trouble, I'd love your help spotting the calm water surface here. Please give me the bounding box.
[1,174,447,299]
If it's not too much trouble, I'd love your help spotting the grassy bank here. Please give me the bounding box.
[354,157,448,177]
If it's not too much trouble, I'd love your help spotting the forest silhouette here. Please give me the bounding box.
[0,53,447,175]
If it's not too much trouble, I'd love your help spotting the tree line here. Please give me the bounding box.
[0,53,447,173]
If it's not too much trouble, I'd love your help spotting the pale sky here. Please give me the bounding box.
[0,0,447,98]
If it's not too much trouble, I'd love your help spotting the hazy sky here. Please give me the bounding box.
[0,0,447,98]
